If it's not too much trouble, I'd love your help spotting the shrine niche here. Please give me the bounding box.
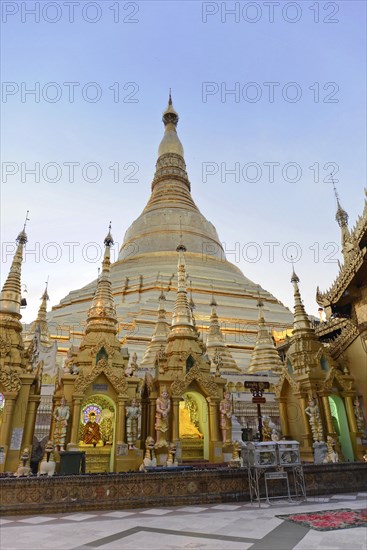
[179,392,207,460]
[77,395,116,473]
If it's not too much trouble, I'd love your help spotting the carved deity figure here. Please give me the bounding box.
[14,447,31,477]
[323,435,339,463]
[139,435,157,471]
[353,397,364,432]
[262,417,272,441]
[38,440,56,476]
[219,391,232,444]
[155,388,171,448]
[53,397,70,451]
[126,352,138,376]
[166,442,178,467]
[82,411,102,446]
[305,397,323,442]
[126,399,140,449]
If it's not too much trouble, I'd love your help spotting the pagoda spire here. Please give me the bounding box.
[152,289,170,344]
[247,298,283,373]
[291,268,311,333]
[0,213,29,318]
[158,91,184,159]
[139,289,170,369]
[85,223,117,335]
[206,291,240,372]
[332,177,352,259]
[33,279,50,342]
[169,240,196,339]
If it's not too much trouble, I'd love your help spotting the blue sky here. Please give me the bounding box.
[1,0,366,323]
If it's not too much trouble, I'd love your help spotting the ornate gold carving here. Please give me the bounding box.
[0,367,21,393]
[323,367,353,392]
[171,365,219,398]
[0,336,11,358]
[90,337,115,358]
[74,363,128,395]
[317,246,366,306]
[274,371,301,398]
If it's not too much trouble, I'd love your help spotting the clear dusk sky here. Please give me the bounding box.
[1,0,366,324]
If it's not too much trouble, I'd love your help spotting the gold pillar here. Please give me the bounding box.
[278,398,289,436]
[140,398,148,444]
[22,394,40,447]
[208,399,220,442]
[344,394,358,433]
[116,397,126,444]
[0,394,17,448]
[321,395,335,435]
[70,396,82,445]
[172,398,180,441]
[149,398,156,439]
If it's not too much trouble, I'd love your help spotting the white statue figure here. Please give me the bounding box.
[14,447,31,477]
[139,436,157,471]
[323,435,339,463]
[126,352,138,376]
[354,397,364,432]
[38,440,56,476]
[166,442,178,467]
[155,388,171,448]
[126,398,141,450]
[53,397,70,451]
[305,396,323,442]
[219,391,232,444]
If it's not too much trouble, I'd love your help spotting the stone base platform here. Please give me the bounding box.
[1,462,366,516]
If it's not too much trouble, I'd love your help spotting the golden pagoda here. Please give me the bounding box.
[45,95,293,376]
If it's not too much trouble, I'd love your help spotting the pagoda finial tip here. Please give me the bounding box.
[104,221,114,247]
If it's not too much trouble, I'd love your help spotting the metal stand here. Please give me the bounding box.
[247,465,306,507]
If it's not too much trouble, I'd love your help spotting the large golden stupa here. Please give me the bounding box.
[47,96,292,371]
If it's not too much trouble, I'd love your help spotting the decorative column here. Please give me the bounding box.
[321,395,335,435]
[278,398,289,436]
[208,399,220,442]
[140,397,148,444]
[22,394,40,447]
[149,398,156,439]
[116,396,126,444]
[0,393,17,448]
[344,394,358,433]
[172,398,180,441]
[69,396,83,445]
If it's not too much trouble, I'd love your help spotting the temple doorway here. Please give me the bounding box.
[328,395,354,461]
[179,392,209,461]
[78,394,116,472]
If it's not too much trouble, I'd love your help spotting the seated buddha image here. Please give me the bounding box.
[80,411,103,447]
[179,401,203,439]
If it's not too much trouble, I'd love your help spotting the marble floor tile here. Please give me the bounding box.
[140,509,173,515]
[18,516,57,524]
[1,492,366,550]
[174,506,208,514]
[101,511,135,518]
[330,494,357,500]
[62,513,98,521]
[210,504,241,510]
